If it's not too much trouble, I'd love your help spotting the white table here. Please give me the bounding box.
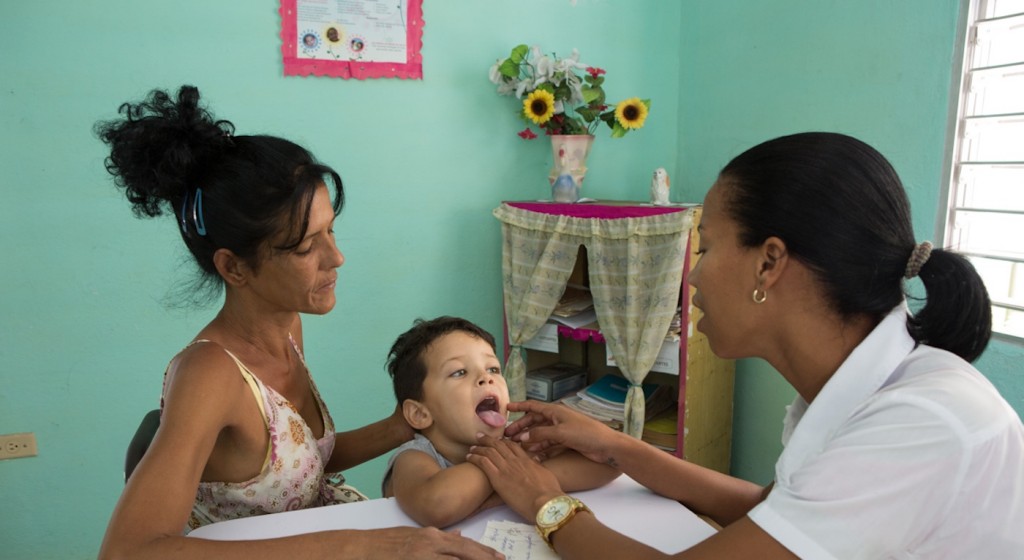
[190,475,716,554]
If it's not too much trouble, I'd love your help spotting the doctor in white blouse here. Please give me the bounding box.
[469,132,1024,560]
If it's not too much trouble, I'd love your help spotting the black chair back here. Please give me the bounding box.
[124,409,160,483]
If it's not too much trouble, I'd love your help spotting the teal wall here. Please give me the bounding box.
[1,1,1020,558]
[0,2,681,558]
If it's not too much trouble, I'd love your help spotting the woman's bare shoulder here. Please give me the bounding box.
[164,341,251,406]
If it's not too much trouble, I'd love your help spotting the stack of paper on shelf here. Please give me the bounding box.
[551,288,593,317]
[561,374,674,427]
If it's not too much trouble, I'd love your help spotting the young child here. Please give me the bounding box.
[382,316,620,528]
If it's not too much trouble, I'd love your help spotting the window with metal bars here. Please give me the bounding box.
[944,0,1024,339]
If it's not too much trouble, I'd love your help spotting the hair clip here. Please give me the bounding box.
[179,191,190,235]
[193,188,207,236]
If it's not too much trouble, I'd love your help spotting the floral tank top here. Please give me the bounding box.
[162,337,367,533]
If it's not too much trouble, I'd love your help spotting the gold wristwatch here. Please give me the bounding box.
[535,495,590,546]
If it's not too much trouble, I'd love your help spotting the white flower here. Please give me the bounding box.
[567,84,585,106]
[488,59,503,84]
[555,48,587,73]
[496,79,517,96]
[535,54,554,85]
[515,79,531,99]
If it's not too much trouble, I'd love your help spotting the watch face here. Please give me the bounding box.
[538,496,573,526]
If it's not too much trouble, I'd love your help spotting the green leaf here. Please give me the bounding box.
[563,118,587,135]
[499,45,530,78]
[576,107,599,122]
[499,59,519,78]
[611,122,628,138]
[581,87,600,104]
[509,44,529,64]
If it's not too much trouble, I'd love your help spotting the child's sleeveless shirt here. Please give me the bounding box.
[161,337,367,533]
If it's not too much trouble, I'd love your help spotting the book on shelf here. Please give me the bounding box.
[561,374,674,427]
[642,408,678,451]
[579,373,660,406]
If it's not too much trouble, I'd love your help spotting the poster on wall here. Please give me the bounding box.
[279,0,424,79]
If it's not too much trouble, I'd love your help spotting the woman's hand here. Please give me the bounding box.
[503,400,622,465]
[466,434,564,521]
[389,402,417,443]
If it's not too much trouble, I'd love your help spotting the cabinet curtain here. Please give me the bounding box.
[494,203,694,437]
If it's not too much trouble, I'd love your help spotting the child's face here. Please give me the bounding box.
[419,331,509,442]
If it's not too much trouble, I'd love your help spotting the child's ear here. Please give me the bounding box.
[402,399,433,430]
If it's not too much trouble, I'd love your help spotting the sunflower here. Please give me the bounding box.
[523,89,556,126]
[614,98,649,130]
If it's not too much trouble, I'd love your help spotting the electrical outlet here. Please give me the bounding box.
[0,432,38,460]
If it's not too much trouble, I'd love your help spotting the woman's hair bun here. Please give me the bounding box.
[96,85,235,218]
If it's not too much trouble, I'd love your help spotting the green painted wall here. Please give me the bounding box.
[2,1,1021,558]
[0,1,681,557]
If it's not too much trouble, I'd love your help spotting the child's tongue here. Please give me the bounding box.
[477,410,506,428]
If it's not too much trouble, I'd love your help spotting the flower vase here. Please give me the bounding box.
[548,135,594,203]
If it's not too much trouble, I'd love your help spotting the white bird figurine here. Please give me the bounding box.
[650,167,670,205]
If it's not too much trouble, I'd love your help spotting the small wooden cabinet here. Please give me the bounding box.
[494,201,735,474]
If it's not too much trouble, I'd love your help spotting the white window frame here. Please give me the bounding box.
[941,0,1024,342]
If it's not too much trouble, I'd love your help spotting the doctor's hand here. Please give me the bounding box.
[503,400,622,465]
[466,434,564,521]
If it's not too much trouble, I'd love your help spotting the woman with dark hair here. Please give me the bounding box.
[96,86,500,560]
[468,132,1024,558]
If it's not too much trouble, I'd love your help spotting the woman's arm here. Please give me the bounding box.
[539,505,795,560]
[599,433,765,526]
[504,400,764,526]
[468,434,795,560]
[99,346,500,560]
[99,344,255,559]
[389,451,497,528]
[327,404,415,472]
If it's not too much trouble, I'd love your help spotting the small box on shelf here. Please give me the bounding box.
[526,363,588,402]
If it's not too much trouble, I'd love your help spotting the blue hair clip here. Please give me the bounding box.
[179,191,190,234]
[193,188,207,236]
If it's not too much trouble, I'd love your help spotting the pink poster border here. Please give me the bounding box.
[279,0,424,80]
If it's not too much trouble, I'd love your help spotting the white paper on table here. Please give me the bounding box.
[478,520,560,560]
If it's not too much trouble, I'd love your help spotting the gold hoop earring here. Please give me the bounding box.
[752,288,767,303]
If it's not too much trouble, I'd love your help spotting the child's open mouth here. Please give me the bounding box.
[475,396,506,428]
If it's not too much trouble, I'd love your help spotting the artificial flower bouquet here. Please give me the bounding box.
[488,44,650,139]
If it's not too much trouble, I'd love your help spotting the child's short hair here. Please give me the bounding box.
[387,316,497,404]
